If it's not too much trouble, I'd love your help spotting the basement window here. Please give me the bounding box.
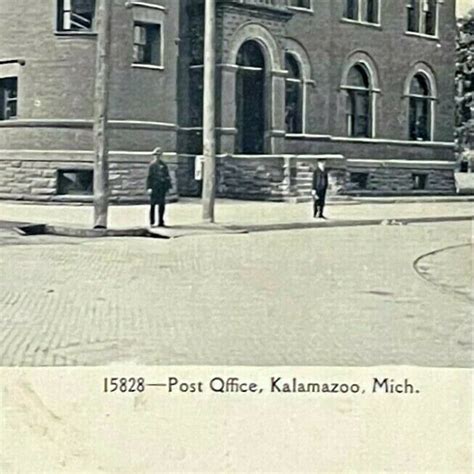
[350,172,369,189]
[0,78,18,120]
[57,170,93,195]
[412,173,428,190]
[57,0,96,32]
[133,23,162,67]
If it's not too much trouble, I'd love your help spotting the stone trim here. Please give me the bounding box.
[0,150,178,163]
[347,159,456,170]
[125,1,168,13]
[0,119,178,130]
[285,134,454,148]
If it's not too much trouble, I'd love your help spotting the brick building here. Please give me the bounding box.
[0,0,457,202]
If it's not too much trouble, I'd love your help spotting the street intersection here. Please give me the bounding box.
[0,200,472,368]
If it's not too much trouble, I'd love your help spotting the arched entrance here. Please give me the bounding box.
[235,40,266,154]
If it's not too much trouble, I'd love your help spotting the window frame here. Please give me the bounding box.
[284,53,305,135]
[132,21,164,70]
[412,172,428,190]
[0,77,18,121]
[56,169,94,196]
[342,0,381,26]
[342,63,376,139]
[56,0,97,35]
[407,72,436,142]
[405,0,441,38]
[350,172,369,190]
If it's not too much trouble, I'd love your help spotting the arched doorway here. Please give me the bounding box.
[235,40,266,154]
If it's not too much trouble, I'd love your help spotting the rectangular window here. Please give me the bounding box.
[133,23,162,66]
[344,0,359,20]
[407,0,438,36]
[407,0,419,32]
[347,90,371,138]
[288,0,312,9]
[0,78,18,120]
[57,170,93,195]
[409,97,430,141]
[365,0,379,23]
[344,0,379,24]
[412,173,428,190]
[350,172,369,189]
[423,0,437,35]
[57,0,96,32]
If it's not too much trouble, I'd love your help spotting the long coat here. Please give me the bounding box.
[312,168,329,194]
[147,160,172,205]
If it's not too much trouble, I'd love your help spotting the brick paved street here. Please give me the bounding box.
[0,198,473,229]
[0,216,472,367]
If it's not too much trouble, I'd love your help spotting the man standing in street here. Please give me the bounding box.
[312,159,329,219]
[147,147,172,227]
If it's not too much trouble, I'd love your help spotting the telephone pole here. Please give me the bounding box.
[201,0,217,223]
[93,0,112,229]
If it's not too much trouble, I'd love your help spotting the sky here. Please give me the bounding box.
[457,0,473,16]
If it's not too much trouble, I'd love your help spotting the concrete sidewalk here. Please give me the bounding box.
[0,198,472,236]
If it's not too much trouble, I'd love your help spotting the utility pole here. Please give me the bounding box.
[93,0,112,229]
[202,0,217,223]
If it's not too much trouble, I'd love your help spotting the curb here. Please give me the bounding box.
[11,214,473,239]
[15,224,166,239]
[224,215,474,234]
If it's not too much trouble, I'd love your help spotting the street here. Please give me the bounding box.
[0,214,472,367]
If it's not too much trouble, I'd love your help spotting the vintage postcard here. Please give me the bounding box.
[0,0,472,472]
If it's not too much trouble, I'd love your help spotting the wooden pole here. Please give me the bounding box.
[93,0,112,229]
[202,0,216,223]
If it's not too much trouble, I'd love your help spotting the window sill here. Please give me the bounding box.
[405,31,439,41]
[54,31,97,37]
[340,18,381,29]
[287,6,314,15]
[132,63,164,71]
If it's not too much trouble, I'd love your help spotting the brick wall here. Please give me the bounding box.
[0,0,179,152]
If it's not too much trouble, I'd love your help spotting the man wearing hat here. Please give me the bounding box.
[311,159,329,219]
[146,147,172,227]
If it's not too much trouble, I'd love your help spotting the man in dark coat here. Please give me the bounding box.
[312,159,329,219]
[147,147,172,227]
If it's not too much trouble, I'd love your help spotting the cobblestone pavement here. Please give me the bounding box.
[0,221,472,367]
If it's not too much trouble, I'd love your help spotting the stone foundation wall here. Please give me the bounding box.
[0,152,178,203]
[1,152,456,203]
[345,167,455,195]
[177,154,456,201]
[216,156,288,201]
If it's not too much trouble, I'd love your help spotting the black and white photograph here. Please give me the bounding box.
[0,0,472,471]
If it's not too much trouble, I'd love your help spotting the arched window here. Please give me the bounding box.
[285,53,303,134]
[408,74,432,141]
[345,64,372,138]
[236,40,265,68]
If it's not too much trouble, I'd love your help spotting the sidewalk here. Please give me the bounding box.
[0,198,472,236]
